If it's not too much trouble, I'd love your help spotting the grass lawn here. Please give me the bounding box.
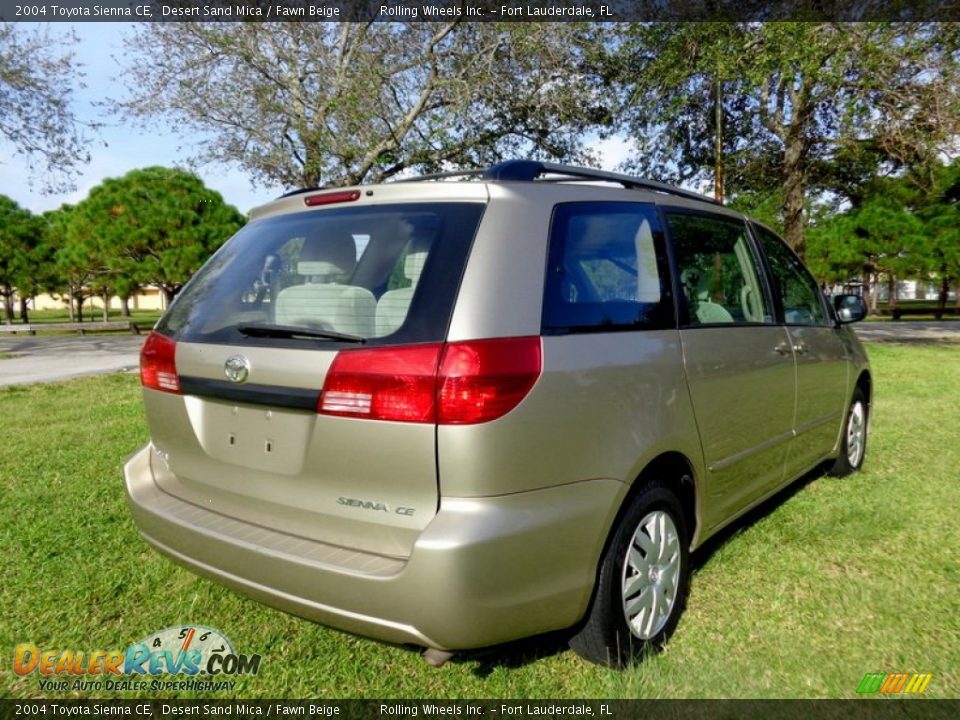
[2,343,958,699]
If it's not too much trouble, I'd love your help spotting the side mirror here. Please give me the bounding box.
[833,294,867,324]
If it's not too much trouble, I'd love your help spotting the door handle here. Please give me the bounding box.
[773,342,792,356]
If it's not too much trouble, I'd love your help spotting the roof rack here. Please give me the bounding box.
[280,161,718,206]
[482,160,719,205]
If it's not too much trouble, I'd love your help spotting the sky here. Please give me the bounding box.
[0,23,635,217]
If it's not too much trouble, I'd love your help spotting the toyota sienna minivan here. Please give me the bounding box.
[125,160,870,668]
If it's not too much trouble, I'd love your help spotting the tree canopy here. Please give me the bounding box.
[68,167,246,304]
[116,22,604,189]
[0,23,90,192]
[0,195,41,323]
[608,22,960,255]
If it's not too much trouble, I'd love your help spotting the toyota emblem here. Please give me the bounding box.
[224,355,251,384]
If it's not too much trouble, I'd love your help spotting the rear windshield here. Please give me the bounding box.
[157,202,485,347]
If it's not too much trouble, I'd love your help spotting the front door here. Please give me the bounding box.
[752,223,850,478]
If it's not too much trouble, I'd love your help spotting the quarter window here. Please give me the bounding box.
[752,224,829,326]
[542,203,672,332]
[667,212,772,326]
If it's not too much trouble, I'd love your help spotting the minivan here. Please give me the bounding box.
[125,160,870,668]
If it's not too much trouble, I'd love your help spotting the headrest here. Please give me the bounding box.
[298,234,357,277]
[298,261,345,276]
[404,252,428,283]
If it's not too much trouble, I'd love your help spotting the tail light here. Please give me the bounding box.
[319,343,442,422]
[140,332,181,394]
[318,337,541,425]
[437,337,542,424]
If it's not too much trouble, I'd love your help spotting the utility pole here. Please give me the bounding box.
[714,76,724,205]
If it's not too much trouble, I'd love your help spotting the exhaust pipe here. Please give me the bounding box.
[422,648,455,668]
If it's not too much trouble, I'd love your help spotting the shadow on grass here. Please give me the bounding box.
[443,630,572,678]
[688,463,828,573]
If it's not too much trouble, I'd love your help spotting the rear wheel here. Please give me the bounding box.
[569,479,689,668]
[828,387,868,477]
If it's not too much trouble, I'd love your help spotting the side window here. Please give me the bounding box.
[542,203,672,332]
[753,224,828,326]
[667,212,772,326]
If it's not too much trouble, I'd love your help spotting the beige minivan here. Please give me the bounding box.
[125,160,870,668]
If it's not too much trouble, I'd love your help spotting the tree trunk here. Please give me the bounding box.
[120,296,131,317]
[19,296,29,324]
[887,274,897,309]
[75,295,84,323]
[781,137,807,257]
[1,288,13,324]
[102,292,110,322]
[66,296,75,322]
[162,286,176,307]
[939,276,950,312]
[954,281,959,309]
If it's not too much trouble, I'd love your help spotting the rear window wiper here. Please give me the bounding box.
[236,323,366,344]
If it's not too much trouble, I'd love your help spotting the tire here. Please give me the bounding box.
[828,387,868,477]
[569,479,690,668]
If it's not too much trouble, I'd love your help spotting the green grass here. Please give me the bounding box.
[2,344,958,699]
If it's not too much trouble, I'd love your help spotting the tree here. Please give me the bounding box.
[116,23,604,189]
[807,192,925,311]
[44,205,97,323]
[0,24,90,192]
[0,195,37,324]
[609,23,960,256]
[70,167,245,306]
[904,161,960,309]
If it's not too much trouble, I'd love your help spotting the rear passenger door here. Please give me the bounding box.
[667,211,795,530]
[751,224,850,479]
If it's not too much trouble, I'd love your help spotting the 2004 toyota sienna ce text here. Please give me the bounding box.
[125,160,871,668]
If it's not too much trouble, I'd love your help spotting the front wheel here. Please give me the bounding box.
[828,387,868,477]
[569,480,690,668]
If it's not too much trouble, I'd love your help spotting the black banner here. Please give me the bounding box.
[0,0,958,23]
[1,701,959,720]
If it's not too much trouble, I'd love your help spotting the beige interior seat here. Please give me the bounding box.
[375,252,428,337]
[274,234,376,337]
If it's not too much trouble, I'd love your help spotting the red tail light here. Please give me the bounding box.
[319,343,442,422]
[318,337,541,425]
[140,332,181,394]
[437,337,542,424]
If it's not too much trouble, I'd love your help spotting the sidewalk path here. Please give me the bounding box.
[853,320,960,344]
[0,334,144,387]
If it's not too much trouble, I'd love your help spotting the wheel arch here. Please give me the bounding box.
[608,452,699,558]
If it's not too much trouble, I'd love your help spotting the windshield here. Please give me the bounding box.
[157,202,485,347]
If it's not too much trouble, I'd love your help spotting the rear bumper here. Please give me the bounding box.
[124,444,626,650]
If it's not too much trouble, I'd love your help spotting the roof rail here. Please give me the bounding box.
[482,160,719,205]
[395,168,487,183]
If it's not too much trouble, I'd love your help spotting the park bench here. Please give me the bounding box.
[885,306,960,320]
[0,321,140,335]
[0,324,35,335]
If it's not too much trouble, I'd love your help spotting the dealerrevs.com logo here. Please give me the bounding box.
[14,626,261,693]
